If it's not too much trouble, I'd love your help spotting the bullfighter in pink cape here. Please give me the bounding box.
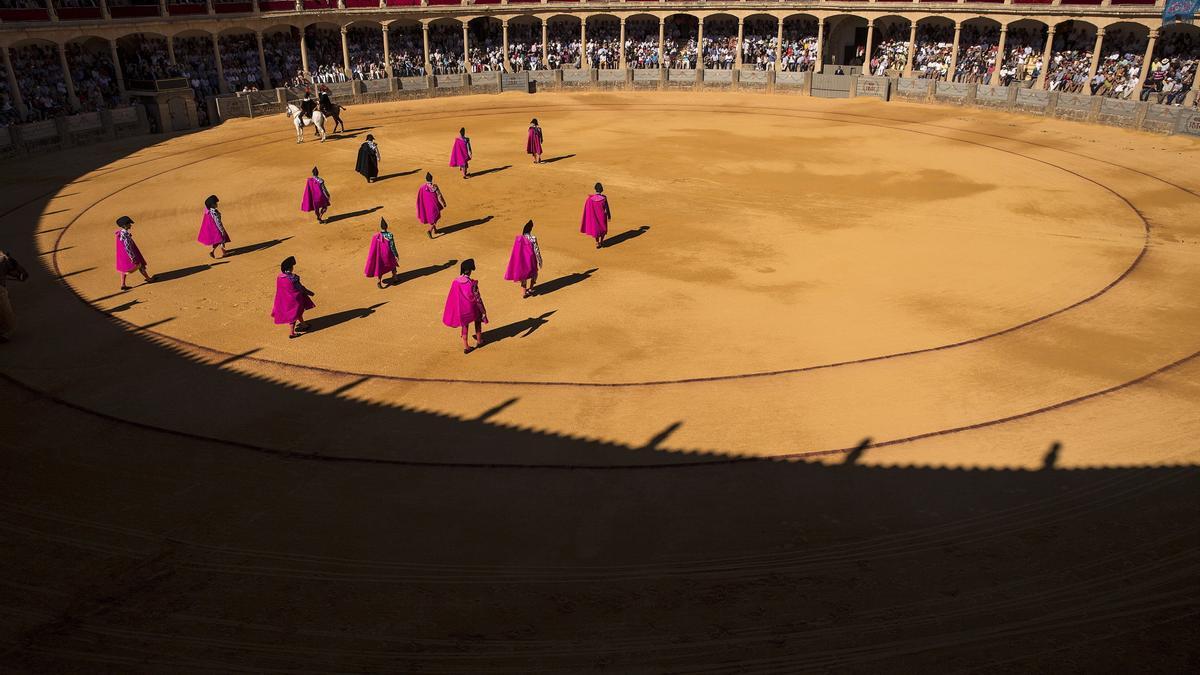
[363,218,399,289]
[300,166,331,223]
[504,220,543,298]
[526,118,543,164]
[114,216,154,290]
[416,172,447,238]
[449,127,472,179]
[197,194,230,258]
[442,258,488,353]
[580,182,612,249]
[272,255,316,339]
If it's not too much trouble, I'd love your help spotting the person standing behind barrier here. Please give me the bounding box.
[416,172,447,239]
[449,127,472,179]
[300,166,331,224]
[114,216,153,291]
[271,255,316,339]
[197,194,231,259]
[0,250,29,343]
[580,182,611,249]
[442,258,488,354]
[526,118,543,164]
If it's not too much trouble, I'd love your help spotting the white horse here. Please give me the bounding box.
[285,103,327,143]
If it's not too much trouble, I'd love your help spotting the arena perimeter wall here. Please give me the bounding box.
[3,72,1198,157]
[211,70,1200,139]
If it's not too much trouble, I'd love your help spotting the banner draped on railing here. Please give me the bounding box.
[1163,0,1199,24]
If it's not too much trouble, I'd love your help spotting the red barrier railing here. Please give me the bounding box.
[168,4,208,15]
[0,8,50,21]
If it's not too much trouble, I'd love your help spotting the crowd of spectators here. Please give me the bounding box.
[662,20,698,69]
[262,31,303,87]
[870,25,910,76]
[1141,31,1198,104]
[173,36,221,125]
[547,22,581,69]
[740,20,777,71]
[388,27,426,77]
[346,26,385,80]
[505,24,541,72]
[995,28,1044,86]
[584,22,621,69]
[66,41,121,112]
[303,27,347,84]
[625,21,661,69]
[13,44,70,120]
[701,20,738,70]
[780,23,819,72]
[0,79,18,126]
[1090,30,1145,99]
[467,37,505,72]
[952,25,999,83]
[912,23,954,80]
[219,33,264,91]
[1044,26,1093,92]
[428,24,465,74]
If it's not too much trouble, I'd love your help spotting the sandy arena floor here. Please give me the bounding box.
[1,92,1198,671]
[20,91,1200,467]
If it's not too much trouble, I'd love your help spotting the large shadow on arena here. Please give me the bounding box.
[0,136,1197,672]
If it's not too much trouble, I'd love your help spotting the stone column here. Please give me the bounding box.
[658,17,665,68]
[541,20,548,68]
[300,31,310,80]
[1,46,25,118]
[864,21,874,74]
[462,23,470,73]
[903,22,916,77]
[159,0,166,18]
[99,0,109,20]
[341,25,351,79]
[46,0,57,21]
[382,24,393,79]
[696,20,704,71]
[990,26,1007,86]
[735,19,743,69]
[206,0,214,15]
[1086,28,1105,86]
[774,18,783,72]
[256,30,270,88]
[619,18,626,69]
[58,42,80,109]
[580,18,587,70]
[949,22,961,81]
[1134,28,1157,93]
[167,35,176,64]
[213,34,229,94]
[422,23,431,74]
[502,20,511,72]
[815,18,825,74]
[109,39,126,95]
[1035,25,1055,89]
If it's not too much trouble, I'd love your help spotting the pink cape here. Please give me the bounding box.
[271,273,315,324]
[442,275,487,328]
[449,136,471,168]
[416,183,442,225]
[197,210,231,246]
[526,126,542,155]
[580,194,609,238]
[114,230,145,273]
[503,235,537,282]
[300,177,330,212]
[363,232,398,278]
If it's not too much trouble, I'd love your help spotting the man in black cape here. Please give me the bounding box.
[299,91,317,122]
[355,134,381,183]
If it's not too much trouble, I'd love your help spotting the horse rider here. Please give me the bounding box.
[299,91,317,122]
[318,85,344,133]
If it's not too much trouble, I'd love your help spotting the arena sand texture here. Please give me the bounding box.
[1,92,1198,671]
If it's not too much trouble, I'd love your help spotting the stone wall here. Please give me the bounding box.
[0,106,149,156]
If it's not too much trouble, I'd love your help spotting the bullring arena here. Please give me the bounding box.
[2,0,1199,672]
